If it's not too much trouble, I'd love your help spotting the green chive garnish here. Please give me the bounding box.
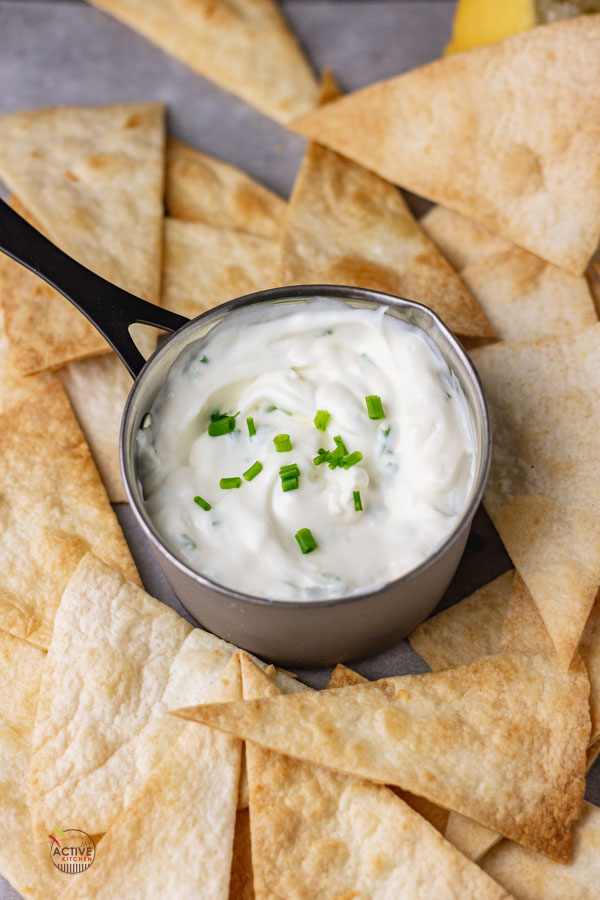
[220,477,242,489]
[282,476,299,492]
[273,434,292,453]
[314,410,331,432]
[279,463,299,475]
[353,490,363,511]
[279,463,300,491]
[366,395,385,420]
[333,435,347,455]
[243,461,263,482]
[340,451,363,469]
[208,412,238,437]
[246,417,256,437]
[295,528,317,554]
[199,355,209,364]
[313,449,328,466]
[193,495,211,511]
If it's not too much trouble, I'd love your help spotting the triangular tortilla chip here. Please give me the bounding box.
[241,654,509,900]
[0,382,138,648]
[471,324,600,669]
[481,801,600,900]
[292,17,600,275]
[162,218,279,319]
[177,650,590,861]
[89,1,318,123]
[420,206,513,272]
[327,664,450,835]
[59,655,243,900]
[166,139,285,237]
[29,553,299,839]
[228,809,254,900]
[409,570,514,671]
[0,104,164,369]
[0,631,45,728]
[279,80,492,339]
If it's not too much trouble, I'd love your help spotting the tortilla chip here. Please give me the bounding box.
[279,83,492,340]
[89,1,318,124]
[0,631,45,728]
[0,382,138,648]
[0,104,164,370]
[327,664,450,835]
[420,206,512,272]
[228,809,254,900]
[162,218,279,319]
[29,553,299,838]
[292,17,600,275]
[59,655,243,900]
[166,139,285,237]
[242,654,509,899]
[409,570,514,671]
[177,650,590,861]
[471,325,600,669]
[481,801,600,900]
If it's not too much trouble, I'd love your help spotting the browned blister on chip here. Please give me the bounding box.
[88,0,318,123]
[59,655,243,900]
[293,17,600,275]
[0,382,138,648]
[241,654,509,899]
[177,651,590,861]
[421,206,513,272]
[471,325,600,669]
[166,139,285,237]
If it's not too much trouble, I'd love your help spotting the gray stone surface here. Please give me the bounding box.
[0,2,596,897]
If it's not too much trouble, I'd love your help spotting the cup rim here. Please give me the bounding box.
[121,285,492,611]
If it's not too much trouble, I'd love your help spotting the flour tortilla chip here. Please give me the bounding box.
[228,809,254,900]
[166,139,285,237]
[293,17,600,275]
[0,383,138,648]
[29,554,299,838]
[89,1,318,124]
[409,571,514,671]
[177,650,590,860]
[59,655,243,900]
[162,218,279,319]
[420,206,513,272]
[241,654,509,900]
[481,801,600,900]
[471,325,600,669]
[0,631,45,728]
[0,104,164,369]
[280,83,492,340]
[327,664,449,835]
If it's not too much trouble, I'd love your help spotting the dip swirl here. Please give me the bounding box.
[137,300,476,601]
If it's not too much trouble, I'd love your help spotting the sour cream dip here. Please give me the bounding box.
[136,300,476,602]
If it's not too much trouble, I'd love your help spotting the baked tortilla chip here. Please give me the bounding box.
[242,654,508,900]
[279,82,492,339]
[166,138,285,237]
[293,17,600,275]
[409,570,514,671]
[471,325,600,669]
[228,809,254,900]
[481,802,600,900]
[60,655,243,900]
[0,631,45,728]
[0,382,138,648]
[89,0,318,123]
[327,664,449,835]
[162,218,279,319]
[177,651,590,861]
[420,206,512,272]
[29,553,299,839]
[0,104,164,370]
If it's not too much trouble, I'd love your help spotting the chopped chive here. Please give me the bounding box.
[220,477,242,489]
[179,533,196,550]
[333,435,347,455]
[193,495,212,511]
[365,395,385,420]
[199,355,209,364]
[265,404,277,413]
[314,410,331,432]
[281,476,299,492]
[273,434,292,453]
[446,392,452,400]
[208,416,236,437]
[353,490,363,512]
[295,528,317,554]
[313,449,329,466]
[279,463,300,476]
[381,425,391,437]
[246,417,256,437]
[243,461,263,482]
[340,451,363,469]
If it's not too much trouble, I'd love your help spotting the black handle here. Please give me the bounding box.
[0,198,189,377]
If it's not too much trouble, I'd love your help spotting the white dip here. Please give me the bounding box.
[137,300,476,601]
